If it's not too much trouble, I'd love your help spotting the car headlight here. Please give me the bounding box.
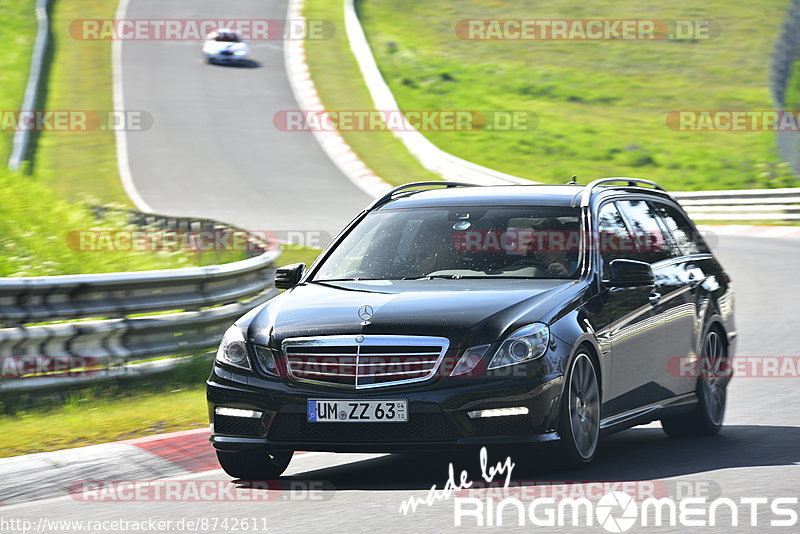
[215,325,251,370]
[487,323,550,370]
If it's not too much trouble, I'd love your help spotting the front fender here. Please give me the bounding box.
[548,306,605,401]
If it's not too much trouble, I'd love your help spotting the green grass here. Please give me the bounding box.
[349,0,796,191]
[0,356,211,457]
[784,59,800,111]
[0,0,38,163]
[0,389,207,457]
[30,0,130,204]
[304,0,440,185]
[0,169,245,277]
[277,244,322,268]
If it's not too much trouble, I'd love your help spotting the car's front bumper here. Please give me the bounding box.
[208,53,246,64]
[206,364,564,453]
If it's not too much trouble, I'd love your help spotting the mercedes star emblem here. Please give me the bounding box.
[358,305,374,325]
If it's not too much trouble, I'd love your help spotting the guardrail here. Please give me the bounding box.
[0,211,280,392]
[9,0,50,170]
[672,188,800,220]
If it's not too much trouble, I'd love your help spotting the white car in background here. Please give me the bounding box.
[203,29,249,65]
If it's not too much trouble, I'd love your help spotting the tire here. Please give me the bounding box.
[556,351,601,468]
[661,328,728,437]
[216,448,293,480]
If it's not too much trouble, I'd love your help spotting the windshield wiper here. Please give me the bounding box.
[315,275,552,282]
[403,274,549,280]
[402,274,464,280]
[311,278,386,283]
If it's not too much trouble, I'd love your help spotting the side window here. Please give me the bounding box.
[596,202,636,279]
[654,203,709,256]
[616,200,673,264]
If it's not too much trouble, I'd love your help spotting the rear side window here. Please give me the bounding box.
[596,202,637,279]
[653,202,710,256]
[616,200,673,264]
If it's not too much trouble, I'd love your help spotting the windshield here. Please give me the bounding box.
[214,32,239,42]
[312,206,582,281]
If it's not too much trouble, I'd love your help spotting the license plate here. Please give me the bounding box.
[307,399,408,423]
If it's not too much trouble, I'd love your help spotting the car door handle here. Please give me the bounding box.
[649,292,662,305]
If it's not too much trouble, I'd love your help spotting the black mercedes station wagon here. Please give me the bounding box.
[207,179,736,479]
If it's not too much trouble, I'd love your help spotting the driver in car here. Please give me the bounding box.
[528,219,579,278]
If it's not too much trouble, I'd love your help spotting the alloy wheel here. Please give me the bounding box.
[700,331,727,426]
[568,353,600,460]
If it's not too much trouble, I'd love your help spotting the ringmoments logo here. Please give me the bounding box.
[453,491,799,529]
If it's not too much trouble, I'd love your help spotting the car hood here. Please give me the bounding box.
[247,279,578,349]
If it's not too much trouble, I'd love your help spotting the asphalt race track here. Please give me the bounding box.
[121,0,372,240]
[9,0,798,531]
[4,231,799,533]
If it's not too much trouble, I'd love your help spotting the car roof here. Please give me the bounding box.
[378,183,675,210]
[381,185,583,209]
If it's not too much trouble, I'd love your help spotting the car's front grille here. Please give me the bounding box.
[268,412,459,442]
[281,335,449,389]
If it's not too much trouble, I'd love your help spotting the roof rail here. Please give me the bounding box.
[579,177,667,207]
[367,181,477,210]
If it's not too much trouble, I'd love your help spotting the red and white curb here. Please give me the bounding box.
[121,428,218,473]
[0,428,217,505]
[284,0,391,199]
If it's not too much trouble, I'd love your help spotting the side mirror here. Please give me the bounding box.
[275,263,305,290]
[607,259,654,287]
